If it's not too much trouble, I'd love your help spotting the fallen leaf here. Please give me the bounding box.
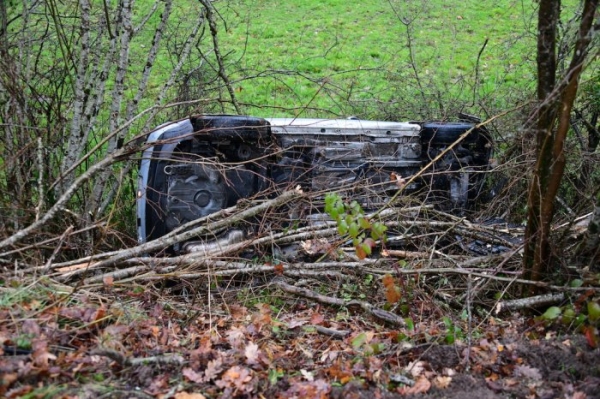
[215,366,254,393]
[310,312,325,325]
[569,392,588,399]
[274,263,284,275]
[405,360,426,378]
[32,339,56,368]
[245,342,260,365]
[301,369,314,381]
[398,376,431,395]
[174,393,207,399]
[583,326,598,348]
[228,304,248,319]
[226,327,246,349]
[204,358,224,381]
[514,365,542,381]
[288,319,308,329]
[182,367,204,384]
[433,376,452,389]
[103,275,114,287]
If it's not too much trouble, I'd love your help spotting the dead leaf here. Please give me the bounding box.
[22,319,41,336]
[215,366,254,393]
[228,304,248,319]
[182,367,204,384]
[301,369,314,381]
[390,172,407,189]
[569,392,587,399]
[405,360,426,378]
[514,365,542,381]
[398,376,431,395]
[274,263,284,275]
[204,358,224,381]
[103,275,114,287]
[301,238,334,255]
[433,376,452,389]
[382,274,395,288]
[32,339,56,368]
[245,342,260,365]
[382,274,401,303]
[174,393,207,399]
[310,312,325,325]
[226,327,246,349]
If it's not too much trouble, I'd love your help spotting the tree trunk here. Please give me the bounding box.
[522,0,599,291]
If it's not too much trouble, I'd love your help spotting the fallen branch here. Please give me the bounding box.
[56,188,303,281]
[91,347,185,367]
[273,279,406,327]
[495,293,566,313]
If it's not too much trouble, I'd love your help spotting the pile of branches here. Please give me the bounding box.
[6,186,595,325]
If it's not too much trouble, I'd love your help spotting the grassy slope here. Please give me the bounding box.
[214,0,539,119]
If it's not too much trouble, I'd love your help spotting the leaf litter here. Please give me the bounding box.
[1,274,599,399]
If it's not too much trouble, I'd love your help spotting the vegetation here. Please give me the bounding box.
[1,0,599,397]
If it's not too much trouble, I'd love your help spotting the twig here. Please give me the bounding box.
[91,347,185,367]
[273,279,406,327]
[312,325,350,338]
[43,226,73,273]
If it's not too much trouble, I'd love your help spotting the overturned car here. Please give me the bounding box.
[137,115,492,251]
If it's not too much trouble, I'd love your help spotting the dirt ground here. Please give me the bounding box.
[1,280,599,399]
[326,335,600,399]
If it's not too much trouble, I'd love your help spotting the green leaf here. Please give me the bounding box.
[351,332,368,350]
[349,222,359,239]
[350,200,361,215]
[360,242,372,256]
[337,220,348,235]
[561,308,576,325]
[541,306,562,321]
[588,301,600,323]
[359,217,371,229]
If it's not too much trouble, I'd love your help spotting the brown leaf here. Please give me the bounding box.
[215,366,253,392]
[204,357,224,381]
[32,339,56,368]
[274,263,284,275]
[382,274,395,288]
[22,319,41,336]
[355,245,367,259]
[514,365,542,381]
[433,376,452,389]
[228,304,248,319]
[103,275,114,287]
[226,327,246,349]
[182,367,204,384]
[310,312,325,325]
[569,392,588,399]
[174,392,207,399]
[398,376,431,395]
[245,342,260,365]
[385,285,401,304]
[404,361,426,378]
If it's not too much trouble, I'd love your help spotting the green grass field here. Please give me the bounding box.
[210,0,546,120]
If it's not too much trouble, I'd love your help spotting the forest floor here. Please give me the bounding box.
[1,273,599,399]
